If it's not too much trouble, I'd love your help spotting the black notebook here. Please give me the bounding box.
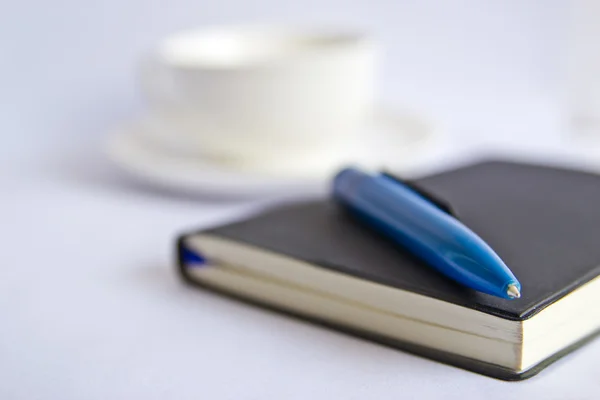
[176,160,600,380]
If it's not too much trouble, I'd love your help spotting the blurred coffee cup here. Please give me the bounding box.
[138,26,377,165]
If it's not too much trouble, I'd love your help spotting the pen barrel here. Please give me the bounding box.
[332,168,520,299]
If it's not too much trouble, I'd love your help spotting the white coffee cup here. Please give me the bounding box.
[138,26,377,164]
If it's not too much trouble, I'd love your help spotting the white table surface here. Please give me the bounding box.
[4,1,600,399]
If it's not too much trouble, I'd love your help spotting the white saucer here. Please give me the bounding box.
[106,110,435,197]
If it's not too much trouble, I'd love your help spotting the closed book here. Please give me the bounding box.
[176,160,600,380]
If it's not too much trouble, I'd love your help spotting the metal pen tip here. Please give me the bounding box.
[506,284,521,299]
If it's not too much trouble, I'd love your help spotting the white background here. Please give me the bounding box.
[3,1,600,399]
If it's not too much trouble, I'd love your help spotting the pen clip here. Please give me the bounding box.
[381,171,459,218]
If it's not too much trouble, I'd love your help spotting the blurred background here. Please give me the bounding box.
[1,0,575,175]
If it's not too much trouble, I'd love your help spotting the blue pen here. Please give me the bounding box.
[332,167,521,300]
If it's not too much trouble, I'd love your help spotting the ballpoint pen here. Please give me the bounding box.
[332,167,522,300]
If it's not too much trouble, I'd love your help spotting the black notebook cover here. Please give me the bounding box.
[177,160,600,379]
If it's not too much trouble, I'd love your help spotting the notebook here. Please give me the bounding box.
[175,160,600,380]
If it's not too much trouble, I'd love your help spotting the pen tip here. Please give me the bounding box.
[506,284,521,299]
